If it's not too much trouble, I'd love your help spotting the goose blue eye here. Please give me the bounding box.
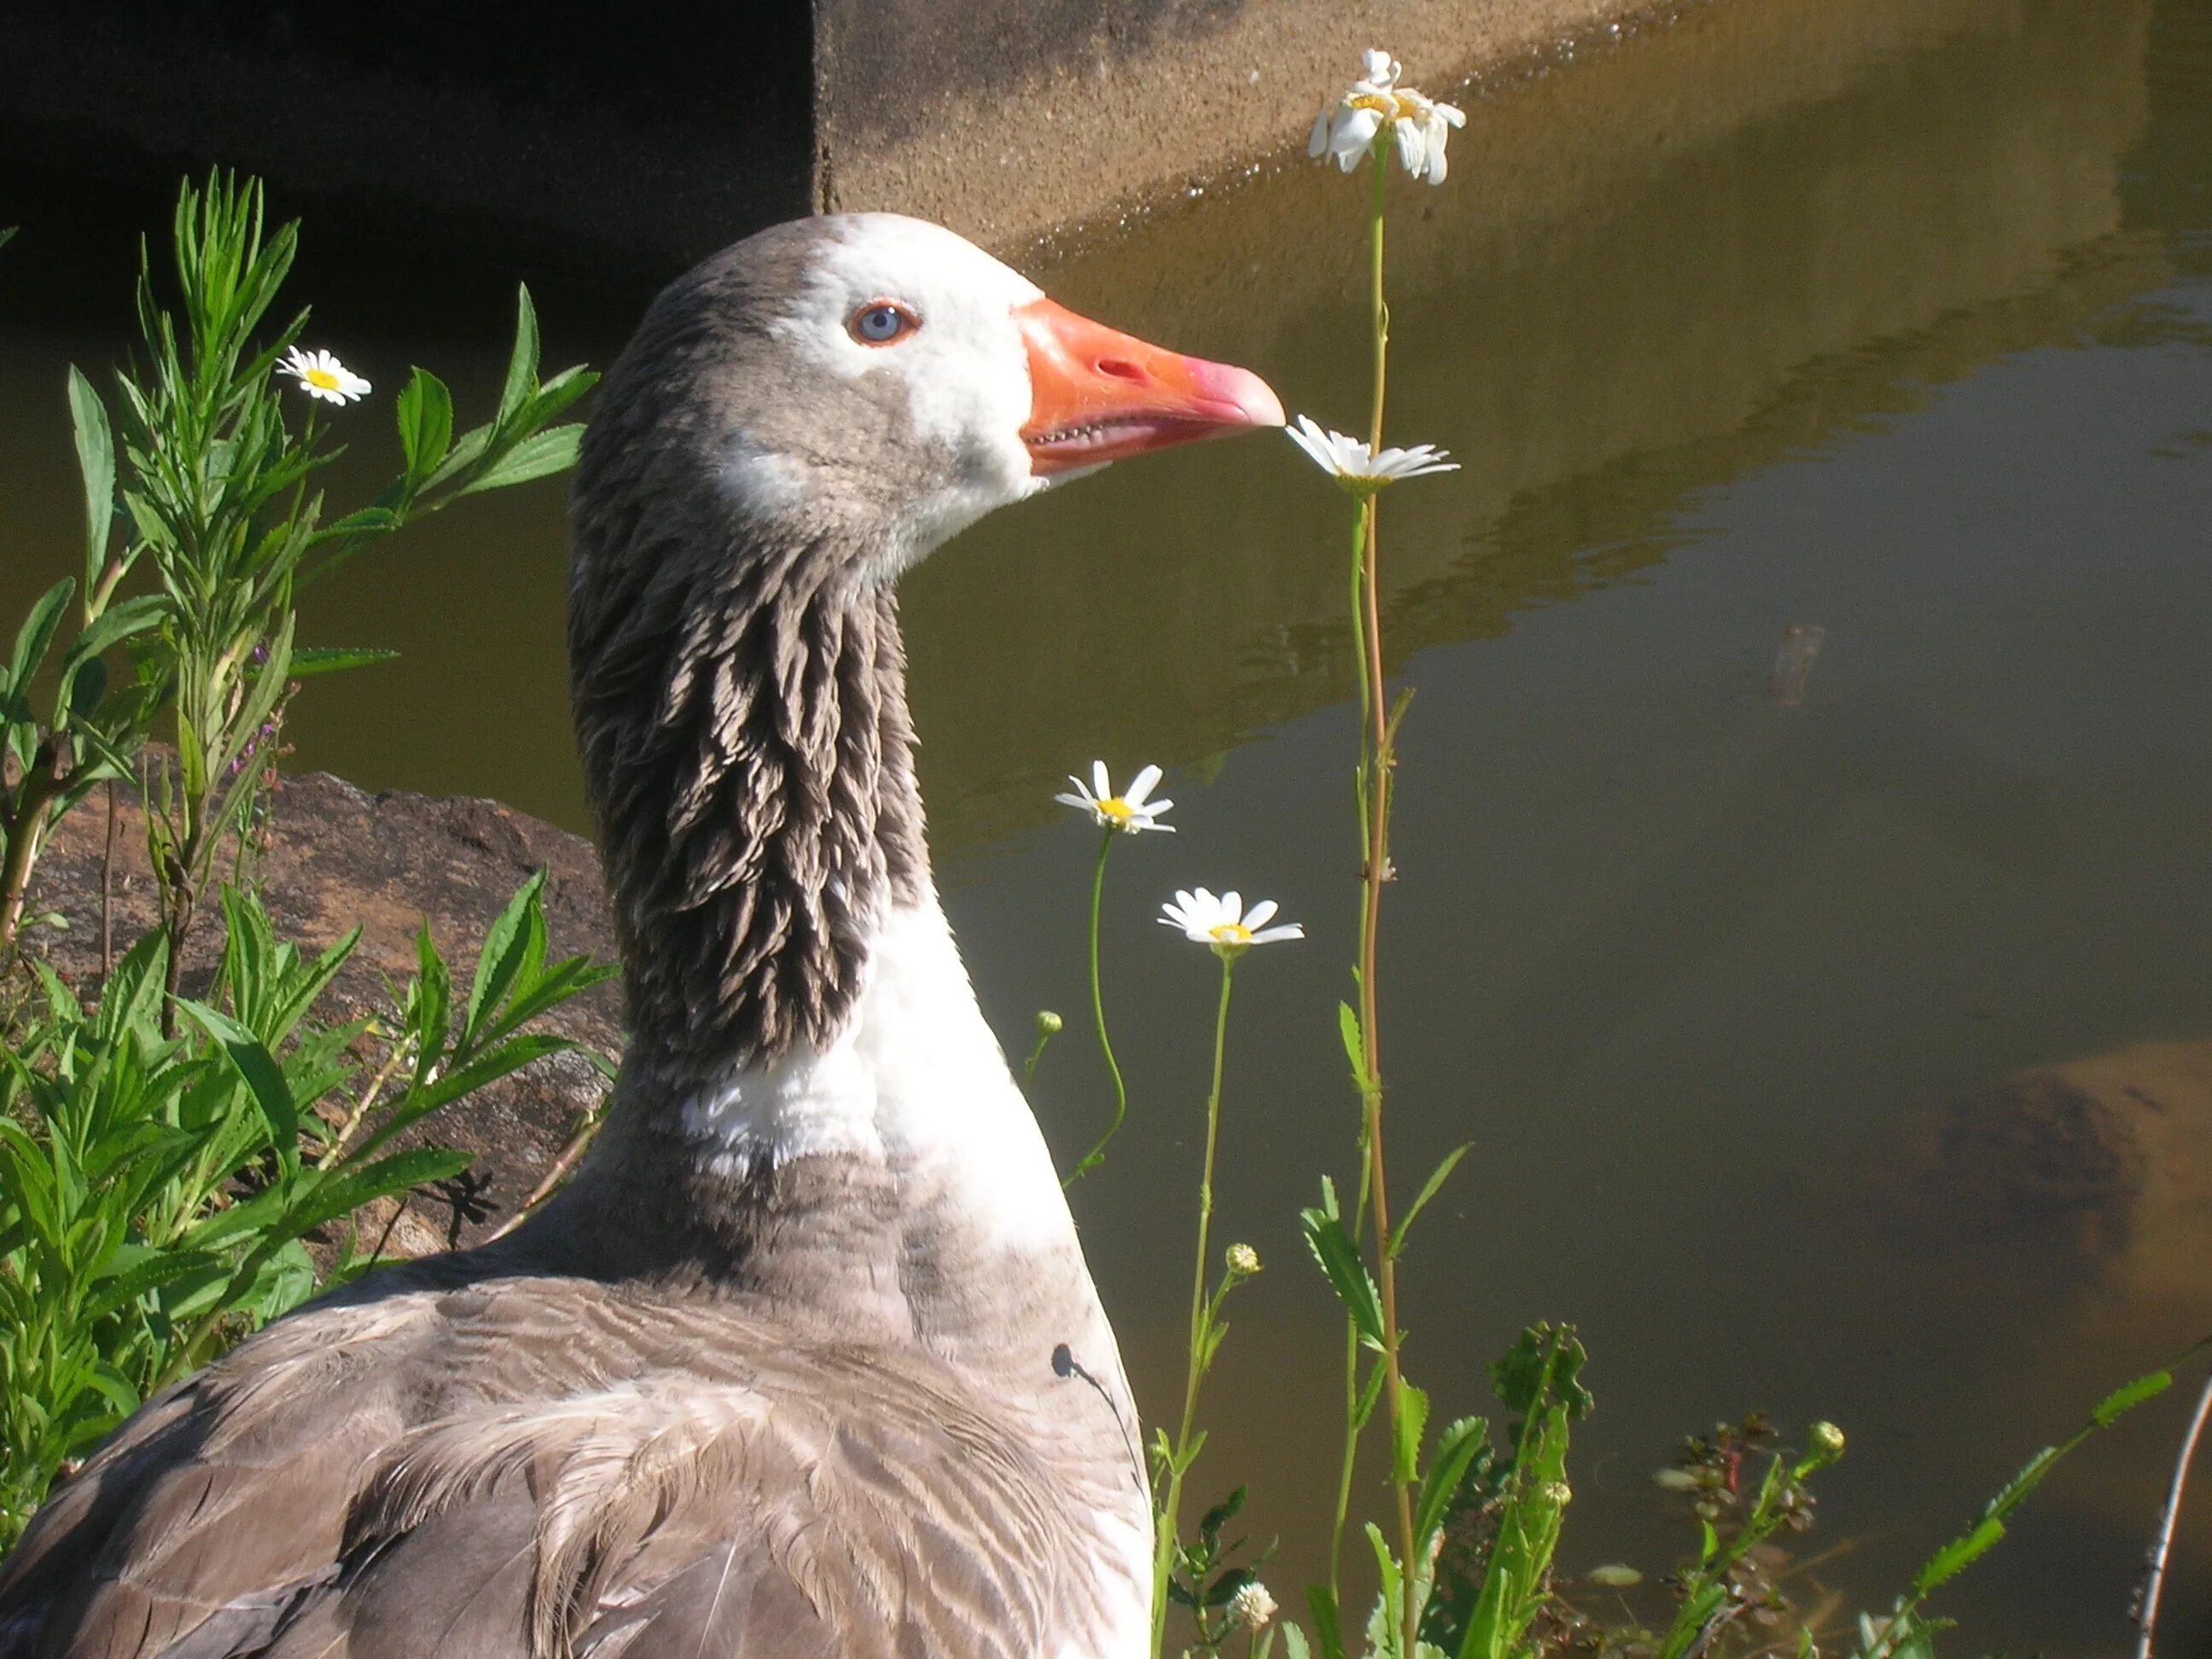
[848,301,917,346]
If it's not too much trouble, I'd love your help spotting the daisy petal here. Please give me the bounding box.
[1126,765,1162,806]
[1333,107,1381,159]
[1243,899,1278,929]
[1091,760,1111,797]
[1393,118,1423,176]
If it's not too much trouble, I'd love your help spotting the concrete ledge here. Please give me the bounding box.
[813,0,1683,247]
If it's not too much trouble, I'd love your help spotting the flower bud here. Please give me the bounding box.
[1034,1010,1063,1035]
[1809,1421,1846,1458]
[1225,1243,1261,1277]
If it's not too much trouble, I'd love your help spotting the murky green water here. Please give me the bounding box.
[6,0,2212,1644]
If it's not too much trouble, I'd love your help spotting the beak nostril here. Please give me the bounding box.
[1095,358,1149,384]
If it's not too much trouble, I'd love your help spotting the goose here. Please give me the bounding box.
[0,212,1283,1659]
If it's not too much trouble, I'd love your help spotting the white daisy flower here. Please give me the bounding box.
[277,346,372,405]
[1055,761,1174,834]
[1159,888,1304,956]
[1284,415,1459,492]
[1307,49,1465,183]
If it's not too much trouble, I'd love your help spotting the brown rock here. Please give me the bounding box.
[19,765,624,1253]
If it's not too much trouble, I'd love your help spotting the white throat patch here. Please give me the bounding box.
[679,894,1074,1252]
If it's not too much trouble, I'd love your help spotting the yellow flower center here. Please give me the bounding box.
[1208,922,1254,946]
[1097,797,1136,825]
[1348,92,1396,117]
[304,366,342,392]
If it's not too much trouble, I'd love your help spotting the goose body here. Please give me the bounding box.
[0,214,1280,1658]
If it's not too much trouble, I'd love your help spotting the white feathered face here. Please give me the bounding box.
[759,214,1284,567]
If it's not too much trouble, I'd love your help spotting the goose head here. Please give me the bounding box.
[574,212,1282,592]
[569,214,1281,1077]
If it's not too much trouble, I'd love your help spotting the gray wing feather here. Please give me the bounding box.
[1,1277,1114,1659]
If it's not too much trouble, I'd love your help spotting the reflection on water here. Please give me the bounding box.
[5,0,2212,1647]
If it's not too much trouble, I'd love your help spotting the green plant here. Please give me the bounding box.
[0,171,595,1002]
[0,874,612,1547]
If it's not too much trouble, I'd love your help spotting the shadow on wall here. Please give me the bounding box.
[0,0,817,278]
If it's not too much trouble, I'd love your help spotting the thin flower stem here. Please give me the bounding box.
[101,779,119,982]
[1348,498,1374,738]
[1359,135,1418,1659]
[1368,153,1389,450]
[487,1094,608,1243]
[1327,1320,1363,1613]
[2135,1370,2212,1659]
[1068,828,1127,1183]
[1022,1023,1056,1090]
[317,1027,410,1170]
[1152,955,1238,1652]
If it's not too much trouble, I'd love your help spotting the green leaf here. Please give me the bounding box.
[289,646,400,678]
[1912,1516,2005,1593]
[177,1000,299,1175]
[453,424,585,498]
[1301,1200,1385,1351]
[396,366,454,484]
[264,1146,474,1257]
[497,282,540,428]
[1414,1416,1490,1557]
[1203,1566,1258,1608]
[67,655,108,717]
[1490,1324,1594,1421]
[1305,1588,1346,1659]
[2091,1368,2171,1427]
[1393,1381,1429,1487]
[318,507,402,542]
[1337,1001,1374,1093]
[1353,1356,1387,1431]
[67,367,116,592]
[522,364,598,428]
[1389,1143,1470,1258]
[61,593,164,678]
[465,870,545,1044]
[84,1248,220,1321]
[9,579,75,699]
[1197,1484,1246,1545]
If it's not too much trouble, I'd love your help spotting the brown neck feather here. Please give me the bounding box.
[568,518,927,1081]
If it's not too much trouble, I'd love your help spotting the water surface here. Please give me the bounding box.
[4,0,2210,1645]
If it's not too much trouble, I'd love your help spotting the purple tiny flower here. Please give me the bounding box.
[250,643,269,666]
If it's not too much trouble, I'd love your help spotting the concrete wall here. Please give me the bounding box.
[812,0,1664,247]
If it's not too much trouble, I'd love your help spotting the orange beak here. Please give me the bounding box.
[1016,297,1284,476]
